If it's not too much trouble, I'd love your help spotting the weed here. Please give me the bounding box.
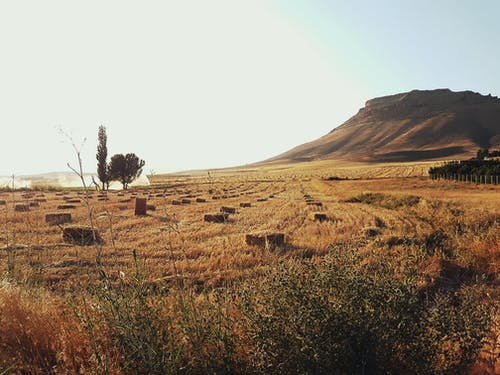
[240,246,494,374]
[347,192,421,209]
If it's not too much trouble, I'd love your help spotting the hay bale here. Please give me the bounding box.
[363,227,381,238]
[57,204,76,209]
[240,202,251,208]
[212,196,220,200]
[135,197,147,215]
[45,212,72,226]
[313,213,327,222]
[196,198,206,203]
[256,198,268,202]
[172,200,181,205]
[119,198,131,203]
[66,199,81,204]
[307,201,323,207]
[266,233,285,249]
[220,206,236,214]
[29,201,40,208]
[0,200,6,205]
[245,234,266,247]
[246,232,285,250]
[147,204,156,211]
[204,213,229,223]
[35,198,47,203]
[15,204,30,212]
[181,199,191,204]
[62,225,101,246]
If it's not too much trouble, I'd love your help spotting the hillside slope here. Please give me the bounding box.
[269,89,500,163]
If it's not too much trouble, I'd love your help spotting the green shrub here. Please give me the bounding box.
[429,160,500,177]
[78,251,238,375]
[346,192,420,209]
[75,249,493,374]
[83,262,182,374]
[240,246,493,375]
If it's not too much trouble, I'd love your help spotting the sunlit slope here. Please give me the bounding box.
[268,89,500,163]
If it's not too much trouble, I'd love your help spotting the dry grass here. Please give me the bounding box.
[0,280,91,374]
[1,168,498,291]
[0,162,498,373]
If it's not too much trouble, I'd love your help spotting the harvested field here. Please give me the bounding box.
[0,170,498,373]
[1,174,498,290]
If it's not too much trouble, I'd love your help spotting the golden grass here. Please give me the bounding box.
[0,162,498,372]
[0,168,498,290]
[0,281,91,373]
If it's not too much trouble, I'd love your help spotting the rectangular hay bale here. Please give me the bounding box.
[220,206,236,214]
[314,213,327,222]
[45,212,72,226]
[204,213,229,223]
[57,204,76,209]
[15,204,30,212]
[135,197,147,215]
[245,232,285,250]
[62,225,101,246]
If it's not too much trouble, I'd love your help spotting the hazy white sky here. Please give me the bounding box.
[1,0,499,176]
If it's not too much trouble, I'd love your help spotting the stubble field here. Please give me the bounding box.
[0,164,498,374]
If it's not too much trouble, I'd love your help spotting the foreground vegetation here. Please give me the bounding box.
[0,170,498,374]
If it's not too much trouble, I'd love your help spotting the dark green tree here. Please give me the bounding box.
[96,125,110,190]
[109,153,145,189]
[476,148,489,160]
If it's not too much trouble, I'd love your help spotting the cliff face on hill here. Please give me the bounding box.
[268,89,500,163]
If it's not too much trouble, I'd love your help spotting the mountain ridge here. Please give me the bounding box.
[267,89,500,163]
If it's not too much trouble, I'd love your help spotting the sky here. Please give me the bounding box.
[0,0,499,176]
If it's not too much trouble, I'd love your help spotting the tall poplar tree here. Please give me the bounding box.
[96,125,110,190]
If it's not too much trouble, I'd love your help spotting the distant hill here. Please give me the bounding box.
[267,89,500,163]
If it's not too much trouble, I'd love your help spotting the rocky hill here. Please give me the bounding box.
[268,89,500,163]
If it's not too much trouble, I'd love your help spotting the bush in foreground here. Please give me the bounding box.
[240,246,493,374]
[0,246,494,374]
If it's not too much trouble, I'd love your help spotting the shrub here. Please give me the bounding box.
[429,160,500,177]
[346,192,421,209]
[78,252,238,374]
[239,246,494,374]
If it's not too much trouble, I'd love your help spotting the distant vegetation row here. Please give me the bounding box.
[429,149,500,183]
